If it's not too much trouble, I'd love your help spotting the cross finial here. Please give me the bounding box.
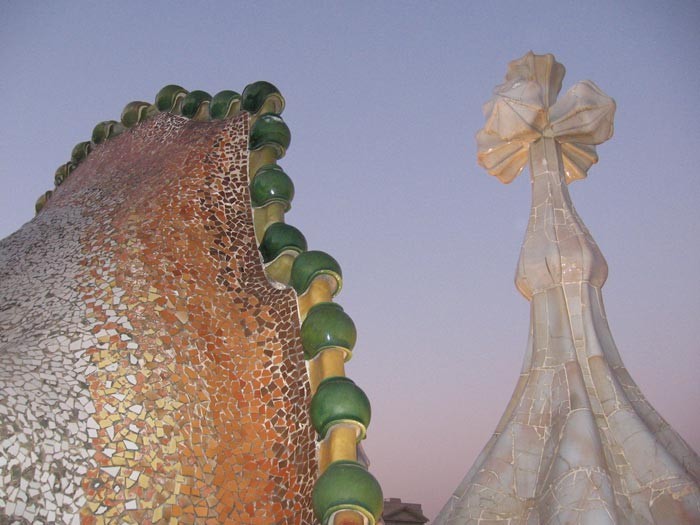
[477,51,616,184]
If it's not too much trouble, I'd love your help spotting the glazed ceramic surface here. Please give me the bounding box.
[0,111,317,524]
[3,80,383,525]
[435,52,700,525]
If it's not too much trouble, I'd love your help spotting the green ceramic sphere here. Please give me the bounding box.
[312,460,383,525]
[310,376,371,439]
[300,302,356,360]
[35,190,52,214]
[209,90,241,120]
[181,90,212,119]
[70,141,92,165]
[54,162,75,187]
[250,164,295,210]
[290,250,342,297]
[249,113,291,156]
[91,120,124,145]
[121,101,151,128]
[241,81,282,114]
[258,222,307,263]
[155,84,188,112]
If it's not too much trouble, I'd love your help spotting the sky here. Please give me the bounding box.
[1,1,699,520]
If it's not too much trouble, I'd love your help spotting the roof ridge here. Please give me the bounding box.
[33,80,385,524]
[35,81,284,214]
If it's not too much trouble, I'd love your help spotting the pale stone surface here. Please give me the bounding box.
[435,52,700,524]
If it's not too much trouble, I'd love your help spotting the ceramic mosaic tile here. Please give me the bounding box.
[0,111,316,524]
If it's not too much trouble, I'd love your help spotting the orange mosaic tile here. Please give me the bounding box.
[0,110,316,523]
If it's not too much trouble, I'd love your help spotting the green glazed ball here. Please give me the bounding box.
[155,84,188,112]
[70,141,92,165]
[35,190,53,214]
[249,113,291,155]
[54,162,75,186]
[312,460,383,525]
[209,90,241,120]
[121,101,152,128]
[258,222,307,263]
[250,164,294,210]
[181,90,212,119]
[91,120,124,145]
[290,250,342,297]
[310,376,371,439]
[300,302,356,360]
[241,80,283,114]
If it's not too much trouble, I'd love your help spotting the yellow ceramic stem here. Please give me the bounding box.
[307,359,324,396]
[308,347,346,395]
[249,147,278,180]
[265,254,295,285]
[329,425,357,462]
[252,203,286,244]
[192,102,211,121]
[172,96,185,115]
[298,278,334,320]
[227,100,241,117]
[320,348,346,378]
[249,95,283,127]
[253,208,267,244]
[318,424,357,476]
[264,202,286,228]
[318,438,332,474]
[259,94,284,116]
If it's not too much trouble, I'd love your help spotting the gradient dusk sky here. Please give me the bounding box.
[1,1,699,519]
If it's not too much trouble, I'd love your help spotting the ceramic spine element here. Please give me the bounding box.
[210,90,242,120]
[243,82,383,525]
[180,90,212,120]
[120,102,152,129]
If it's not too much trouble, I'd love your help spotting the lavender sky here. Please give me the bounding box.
[1,1,699,519]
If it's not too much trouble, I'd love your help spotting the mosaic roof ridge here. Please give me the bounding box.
[35,81,285,214]
[25,79,384,524]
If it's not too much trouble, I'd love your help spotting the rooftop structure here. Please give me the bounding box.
[382,497,429,524]
[434,52,700,524]
[0,82,382,524]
